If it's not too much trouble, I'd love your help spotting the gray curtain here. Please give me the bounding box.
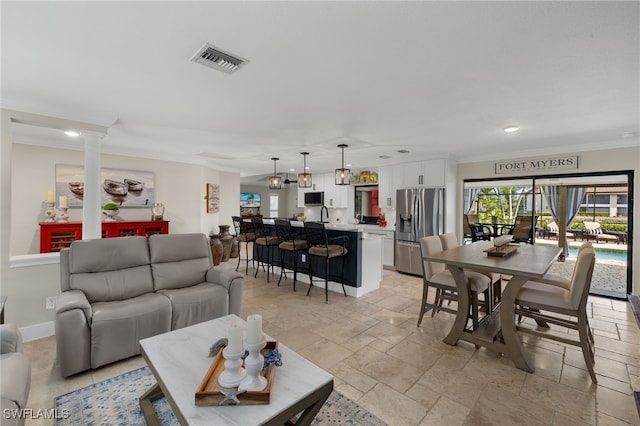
[541,185,587,256]
[463,188,479,214]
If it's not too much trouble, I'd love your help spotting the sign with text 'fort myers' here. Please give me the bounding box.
[494,155,579,175]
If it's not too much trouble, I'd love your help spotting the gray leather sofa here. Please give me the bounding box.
[1,324,31,426]
[56,233,243,377]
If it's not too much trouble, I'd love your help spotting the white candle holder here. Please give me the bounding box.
[238,337,267,392]
[45,202,56,222]
[217,346,247,389]
[57,207,69,223]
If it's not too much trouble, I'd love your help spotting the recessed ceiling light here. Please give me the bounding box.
[379,155,391,159]
[346,163,352,167]
[397,150,410,154]
[622,132,637,138]
[64,130,81,137]
[503,125,520,133]
[289,168,295,172]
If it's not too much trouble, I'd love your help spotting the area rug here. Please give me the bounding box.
[55,366,387,426]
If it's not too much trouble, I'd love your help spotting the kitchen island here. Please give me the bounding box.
[254,221,383,297]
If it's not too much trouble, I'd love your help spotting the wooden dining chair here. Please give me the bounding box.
[439,233,499,312]
[418,235,491,330]
[515,245,597,382]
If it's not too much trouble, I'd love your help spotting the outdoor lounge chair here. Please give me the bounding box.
[545,220,575,241]
[582,221,618,244]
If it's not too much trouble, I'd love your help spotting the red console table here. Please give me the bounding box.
[39,221,170,253]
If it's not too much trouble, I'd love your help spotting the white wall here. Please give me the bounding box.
[457,147,639,295]
[1,110,240,330]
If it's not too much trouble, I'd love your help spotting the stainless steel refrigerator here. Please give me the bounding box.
[394,188,445,276]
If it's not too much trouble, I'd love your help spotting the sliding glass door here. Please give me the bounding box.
[464,171,633,298]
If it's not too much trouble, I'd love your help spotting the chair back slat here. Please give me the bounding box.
[304,222,328,248]
[251,217,271,238]
[571,247,596,310]
[419,236,445,279]
[233,216,254,235]
[274,219,295,243]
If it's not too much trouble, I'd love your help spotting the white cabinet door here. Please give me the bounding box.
[323,172,349,208]
[402,160,445,187]
[383,234,394,267]
[379,165,403,208]
[402,162,423,187]
[420,159,445,187]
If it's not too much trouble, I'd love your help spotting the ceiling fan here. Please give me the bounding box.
[283,173,298,186]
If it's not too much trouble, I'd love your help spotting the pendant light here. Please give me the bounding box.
[269,157,281,190]
[335,144,351,185]
[298,152,312,188]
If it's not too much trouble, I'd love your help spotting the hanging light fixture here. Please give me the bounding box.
[298,152,312,188]
[335,144,351,185]
[269,157,282,190]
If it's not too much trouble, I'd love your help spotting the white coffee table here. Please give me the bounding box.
[139,314,334,425]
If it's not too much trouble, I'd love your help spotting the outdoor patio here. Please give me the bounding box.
[536,238,628,295]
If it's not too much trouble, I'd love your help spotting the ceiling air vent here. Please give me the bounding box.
[190,43,248,74]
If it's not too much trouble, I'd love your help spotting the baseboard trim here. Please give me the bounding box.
[20,321,55,342]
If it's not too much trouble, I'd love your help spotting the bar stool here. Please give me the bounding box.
[274,219,308,291]
[303,221,348,303]
[232,216,255,275]
[251,217,279,282]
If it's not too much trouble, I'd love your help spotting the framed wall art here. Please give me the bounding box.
[55,164,155,208]
[206,183,220,213]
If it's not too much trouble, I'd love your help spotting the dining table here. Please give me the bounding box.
[424,240,562,373]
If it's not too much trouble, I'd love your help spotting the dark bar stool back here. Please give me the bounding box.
[232,216,256,274]
[251,217,279,282]
[274,219,308,290]
[303,221,348,303]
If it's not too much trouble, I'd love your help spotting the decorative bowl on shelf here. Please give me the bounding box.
[103,209,119,221]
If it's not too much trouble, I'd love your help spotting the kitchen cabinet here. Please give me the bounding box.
[378,165,402,208]
[320,172,349,208]
[39,220,169,253]
[401,159,445,188]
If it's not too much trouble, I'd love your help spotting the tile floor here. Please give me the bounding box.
[22,260,640,425]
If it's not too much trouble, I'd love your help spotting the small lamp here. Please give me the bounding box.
[298,152,312,188]
[335,144,351,185]
[269,158,282,190]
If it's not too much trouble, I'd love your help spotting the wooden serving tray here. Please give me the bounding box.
[484,243,519,257]
[195,341,278,406]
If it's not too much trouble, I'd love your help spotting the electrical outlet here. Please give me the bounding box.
[46,297,56,310]
[301,254,306,262]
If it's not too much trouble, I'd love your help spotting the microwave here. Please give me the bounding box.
[304,191,324,206]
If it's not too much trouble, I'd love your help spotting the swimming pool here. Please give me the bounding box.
[566,246,628,262]
[536,241,628,262]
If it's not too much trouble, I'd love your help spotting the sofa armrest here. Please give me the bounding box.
[206,269,244,316]
[1,324,23,355]
[56,290,92,323]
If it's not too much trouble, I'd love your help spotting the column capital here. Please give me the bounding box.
[81,131,106,143]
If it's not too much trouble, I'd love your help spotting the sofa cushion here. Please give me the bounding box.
[90,293,171,369]
[70,265,154,303]
[68,237,153,303]
[68,236,150,273]
[149,233,213,290]
[0,352,31,410]
[157,282,229,330]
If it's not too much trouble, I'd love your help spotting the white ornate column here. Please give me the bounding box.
[82,131,105,240]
